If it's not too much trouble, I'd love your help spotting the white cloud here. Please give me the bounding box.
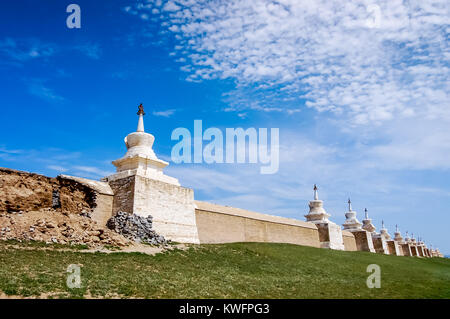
[74,43,102,59]
[0,146,23,155]
[366,118,450,170]
[47,165,69,173]
[0,37,57,62]
[0,38,103,64]
[28,80,64,102]
[130,0,449,124]
[72,165,113,177]
[152,109,176,117]
[163,1,181,12]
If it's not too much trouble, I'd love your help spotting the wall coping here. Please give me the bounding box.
[195,200,318,230]
[59,174,114,196]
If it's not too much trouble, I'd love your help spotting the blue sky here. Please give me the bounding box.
[0,0,449,254]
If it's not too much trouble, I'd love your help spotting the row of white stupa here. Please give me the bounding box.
[304,184,441,254]
[106,105,442,255]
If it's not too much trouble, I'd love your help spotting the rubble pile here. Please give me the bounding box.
[107,212,167,245]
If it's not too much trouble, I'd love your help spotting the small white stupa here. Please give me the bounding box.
[418,236,424,246]
[361,208,376,233]
[379,220,391,240]
[394,224,403,242]
[105,104,180,186]
[304,184,331,223]
[342,198,363,231]
[404,231,411,243]
[304,185,344,250]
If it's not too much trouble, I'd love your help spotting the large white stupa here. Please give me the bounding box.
[103,104,200,243]
[105,104,180,186]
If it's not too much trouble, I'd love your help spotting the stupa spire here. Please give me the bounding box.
[137,103,145,132]
[364,208,368,219]
[348,198,352,211]
[313,184,318,200]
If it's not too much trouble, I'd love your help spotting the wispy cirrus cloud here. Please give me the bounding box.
[152,109,177,117]
[0,37,102,66]
[0,37,57,63]
[0,145,112,179]
[0,146,23,161]
[27,79,65,102]
[72,165,113,177]
[74,43,102,60]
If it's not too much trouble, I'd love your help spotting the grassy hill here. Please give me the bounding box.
[0,241,449,299]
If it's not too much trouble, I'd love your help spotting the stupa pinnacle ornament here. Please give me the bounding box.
[342,198,363,231]
[304,184,330,223]
[105,104,180,186]
[362,208,376,233]
[137,103,145,132]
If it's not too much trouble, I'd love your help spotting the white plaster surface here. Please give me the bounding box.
[132,176,200,244]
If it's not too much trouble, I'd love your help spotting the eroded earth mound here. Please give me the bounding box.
[0,167,132,247]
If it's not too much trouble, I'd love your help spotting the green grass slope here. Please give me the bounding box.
[0,241,449,298]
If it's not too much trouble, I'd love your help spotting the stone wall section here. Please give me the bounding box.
[400,243,412,256]
[386,240,402,256]
[315,222,345,250]
[132,176,200,243]
[109,175,136,216]
[59,175,114,226]
[372,236,389,254]
[342,230,357,251]
[352,230,375,252]
[195,201,321,248]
